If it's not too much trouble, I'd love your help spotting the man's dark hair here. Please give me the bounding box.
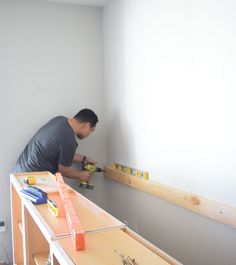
[74,109,98,128]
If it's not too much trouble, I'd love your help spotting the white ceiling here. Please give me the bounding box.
[41,0,111,7]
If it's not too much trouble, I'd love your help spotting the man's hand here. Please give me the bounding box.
[73,154,85,163]
[73,153,97,165]
[58,164,93,181]
[79,170,93,181]
[85,157,97,165]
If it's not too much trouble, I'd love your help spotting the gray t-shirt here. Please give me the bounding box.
[13,116,78,174]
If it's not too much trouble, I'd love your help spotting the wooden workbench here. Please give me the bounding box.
[10,171,182,265]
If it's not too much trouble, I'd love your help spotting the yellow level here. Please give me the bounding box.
[47,198,59,217]
[112,163,149,180]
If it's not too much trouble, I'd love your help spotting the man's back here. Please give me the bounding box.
[13,116,77,174]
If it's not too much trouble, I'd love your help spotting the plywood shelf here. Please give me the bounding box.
[121,227,181,265]
[33,252,49,265]
[35,188,125,236]
[58,228,172,265]
[11,171,181,265]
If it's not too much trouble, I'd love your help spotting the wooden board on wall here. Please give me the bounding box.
[104,166,236,228]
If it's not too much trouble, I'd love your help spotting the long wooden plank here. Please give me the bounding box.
[56,173,85,251]
[104,166,236,228]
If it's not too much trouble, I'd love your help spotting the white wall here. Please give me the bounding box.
[103,1,236,264]
[103,0,236,206]
[0,0,106,262]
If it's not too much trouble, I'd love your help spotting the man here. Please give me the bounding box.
[13,109,98,182]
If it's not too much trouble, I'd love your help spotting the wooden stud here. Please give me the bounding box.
[104,166,236,228]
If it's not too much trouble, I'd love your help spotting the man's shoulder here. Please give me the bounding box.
[39,116,69,134]
[38,116,75,144]
[48,116,74,138]
[50,116,67,122]
[46,116,68,127]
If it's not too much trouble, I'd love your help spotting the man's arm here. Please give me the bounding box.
[73,153,97,165]
[73,153,84,163]
[58,164,92,181]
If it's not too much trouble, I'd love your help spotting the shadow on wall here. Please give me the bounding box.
[106,110,136,167]
[105,110,140,220]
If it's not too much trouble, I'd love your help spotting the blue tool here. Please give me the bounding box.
[23,186,47,198]
[20,186,47,204]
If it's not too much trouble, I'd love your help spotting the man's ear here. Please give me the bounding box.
[83,122,91,129]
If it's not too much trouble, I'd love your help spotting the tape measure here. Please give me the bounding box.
[23,176,47,185]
